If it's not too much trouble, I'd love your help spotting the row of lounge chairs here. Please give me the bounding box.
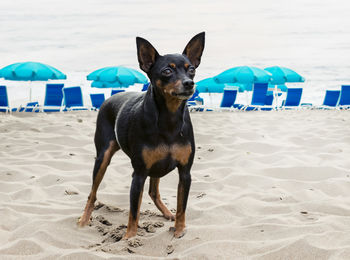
[213,83,350,111]
[0,84,125,113]
[1,84,350,113]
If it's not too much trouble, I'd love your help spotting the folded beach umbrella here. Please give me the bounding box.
[264,66,305,85]
[214,66,272,89]
[0,61,67,101]
[196,77,246,93]
[87,66,148,87]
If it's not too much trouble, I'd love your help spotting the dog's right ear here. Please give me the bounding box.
[136,37,160,73]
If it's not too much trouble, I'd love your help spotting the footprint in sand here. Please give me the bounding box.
[166,244,175,255]
[95,215,112,226]
[87,205,166,254]
[141,221,164,233]
[128,238,143,247]
[64,190,78,195]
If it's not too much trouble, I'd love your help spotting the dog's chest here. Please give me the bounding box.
[142,143,192,176]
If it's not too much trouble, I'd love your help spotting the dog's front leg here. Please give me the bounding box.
[123,174,147,240]
[174,166,192,238]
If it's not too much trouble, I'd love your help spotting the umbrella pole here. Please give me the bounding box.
[274,85,277,109]
[274,85,280,110]
[29,81,32,102]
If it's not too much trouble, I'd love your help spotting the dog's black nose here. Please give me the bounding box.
[183,79,194,90]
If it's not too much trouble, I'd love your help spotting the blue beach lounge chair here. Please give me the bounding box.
[319,90,340,109]
[281,88,303,109]
[187,89,201,106]
[243,83,271,111]
[338,85,350,109]
[260,91,276,111]
[220,89,237,109]
[187,90,207,112]
[18,101,40,112]
[265,91,274,106]
[111,89,125,96]
[41,84,64,112]
[62,86,88,111]
[90,93,105,110]
[0,85,17,113]
[142,82,150,91]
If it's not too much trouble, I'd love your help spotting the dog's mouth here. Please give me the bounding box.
[171,90,194,100]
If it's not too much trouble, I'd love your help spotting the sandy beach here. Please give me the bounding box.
[0,110,349,259]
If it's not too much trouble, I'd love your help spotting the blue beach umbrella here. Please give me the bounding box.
[87,66,148,87]
[91,80,124,88]
[264,66,305,85]
[214,66,272,89]
[196,77,246,93]
[0,61,66,101]
[0,61,66,81]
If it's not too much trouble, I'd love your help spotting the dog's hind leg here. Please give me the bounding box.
[78,117,119,227]
[149,177,175,220]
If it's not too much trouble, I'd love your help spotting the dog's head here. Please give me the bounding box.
[136,32,205,101]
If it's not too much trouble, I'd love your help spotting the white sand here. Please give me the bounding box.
[1,110,350,259]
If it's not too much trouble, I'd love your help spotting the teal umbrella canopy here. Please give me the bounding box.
[264,66,305,85]
[214,66,272,85]
[0,61,66,81]
[87,66,148,87]
[196,77,246,93]
[91,80,124,88]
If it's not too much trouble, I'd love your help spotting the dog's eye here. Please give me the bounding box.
[162,68,172,77]
[188,67,196,75]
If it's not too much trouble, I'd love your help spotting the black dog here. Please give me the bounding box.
[78,32,205,239]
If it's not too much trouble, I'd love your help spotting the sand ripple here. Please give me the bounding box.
[1,110,350,258]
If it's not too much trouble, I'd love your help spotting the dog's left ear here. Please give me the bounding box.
[183,32,205,68]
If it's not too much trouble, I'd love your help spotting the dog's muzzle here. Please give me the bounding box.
[171,89,195,100]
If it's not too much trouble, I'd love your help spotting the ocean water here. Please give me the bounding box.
[1,0,350,107]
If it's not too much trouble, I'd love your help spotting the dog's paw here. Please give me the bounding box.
[164,213,175,221]
[122,230,137,240]
[169,226,186,238]
[174,229,186,238]
[77,216,90,227]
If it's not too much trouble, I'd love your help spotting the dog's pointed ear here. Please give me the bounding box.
[182,32,205,68]
[136,37,160,73]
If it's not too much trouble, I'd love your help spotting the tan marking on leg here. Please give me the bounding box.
[171,144,192,166]
[142,145,169,169]
[149,178,175,220]
[78,141,118,227]
[174,183,186,238]
[124,189,144,239]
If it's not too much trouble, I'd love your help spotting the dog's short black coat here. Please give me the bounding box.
[79,32,205,239]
